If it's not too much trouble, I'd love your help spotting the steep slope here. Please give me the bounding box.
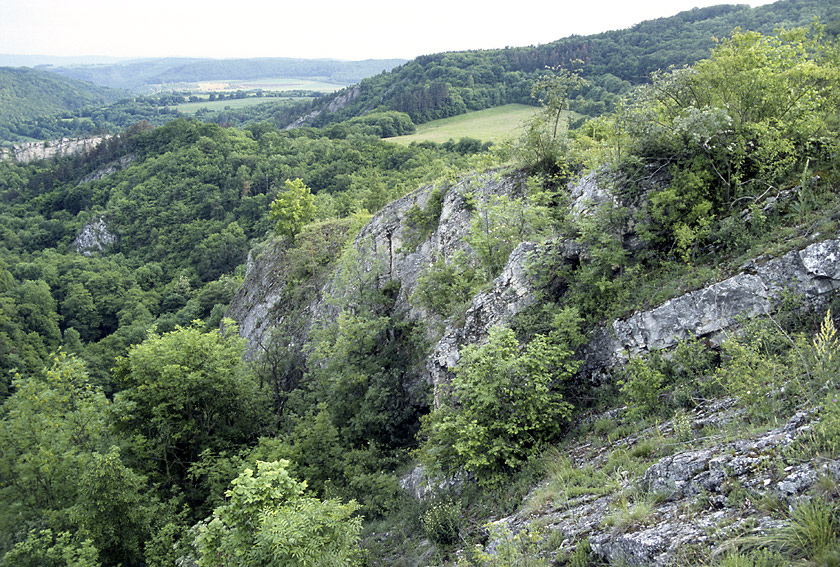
[226,162,840,564]
[0,66,125,137]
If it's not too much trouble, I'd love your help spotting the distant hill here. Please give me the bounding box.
[0,54,128,67]
[3,0,837,142]
[0,67,126,141]
[288,0,840,127]
[44,57,408,92]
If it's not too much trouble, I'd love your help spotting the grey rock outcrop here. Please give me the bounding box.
[285,86,362,129]
[428,241,539,393]
[1,136,108,163]
[230,166,840,399]
[225,237,297,353]
[79,154,135,183]
[582,237,840,380]
[72,217,117,256]
[227,170,527,354]
[341,169,524,315]
[570,170,615,218]
[487,408,838,566]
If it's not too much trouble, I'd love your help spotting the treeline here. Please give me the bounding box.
[296,0,839,126]
[3,0,835,143]
[0,92,324,143]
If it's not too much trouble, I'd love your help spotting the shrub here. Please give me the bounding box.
[422,326,579,486]
[411,250,482,318]
[420,500,462,547]
[618,356,665,420]
[195,460,362,567]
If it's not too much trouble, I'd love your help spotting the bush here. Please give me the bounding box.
[421,500,462,547]
[618,356,665,420]
[421,325,579,486]
[411,250,482,318]
[195,460,362,567]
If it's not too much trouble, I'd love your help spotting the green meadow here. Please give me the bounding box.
[385,104,541,144]
[174,96,307,114]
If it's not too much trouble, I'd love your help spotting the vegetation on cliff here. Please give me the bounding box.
[0,10,840,567]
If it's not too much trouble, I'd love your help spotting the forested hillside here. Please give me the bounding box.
[295,0,839,126]
[0,67,126,140]
[1,3,840,567]
[0,111,474,379]
[2,0,836,144]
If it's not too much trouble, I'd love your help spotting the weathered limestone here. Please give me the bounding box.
[1,136,108,163]
[488,408,837,566]
[226,170,527,354]
[79,154,135,183]
[582,237,840,380]
[72,216,118,256]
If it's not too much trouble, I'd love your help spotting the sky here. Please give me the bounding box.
[0,0,778,62]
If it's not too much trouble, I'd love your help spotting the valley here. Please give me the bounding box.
[0,1,839,566]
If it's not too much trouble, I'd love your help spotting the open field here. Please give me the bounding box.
[174,96,309,114]
[159,77,346,94]
[385,104,541,145]
[235,78,345,91]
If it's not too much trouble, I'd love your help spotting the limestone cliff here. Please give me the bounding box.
[72,216,118,256]
[0,136,108,163]
[226,168,840,565]
[226,169,527,354]
[229,168,840,390]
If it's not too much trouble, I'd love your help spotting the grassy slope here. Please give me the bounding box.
[174,96,310,114]
[385,104,541,144]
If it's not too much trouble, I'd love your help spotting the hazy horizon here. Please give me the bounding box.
[1,0,776,63]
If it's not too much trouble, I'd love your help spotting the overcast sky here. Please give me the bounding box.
[0,0,777,61]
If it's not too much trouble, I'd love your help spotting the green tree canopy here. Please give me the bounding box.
[422,320,581,486]
[195,460,362,567]
[112,322,267,493]
[270,178,316,239]
[0,352,110,546]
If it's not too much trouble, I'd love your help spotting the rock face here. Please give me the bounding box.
[0,136,108,163]
[582,237,840,380]
[427,241,539,393]
[285,85,362,129]
[229,168,840,395]
[570,170,615,218]
[226,170,527,354]
[79,154,135,183]
[225,237,297,353]
[428,237,584,394]
[72,217,117,256]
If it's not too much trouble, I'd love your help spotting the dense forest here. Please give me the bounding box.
[1,1,840,565]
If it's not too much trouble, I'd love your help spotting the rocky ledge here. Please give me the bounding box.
[582,237,840,380]
[492,406,838,566]
[1,136,108,163]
